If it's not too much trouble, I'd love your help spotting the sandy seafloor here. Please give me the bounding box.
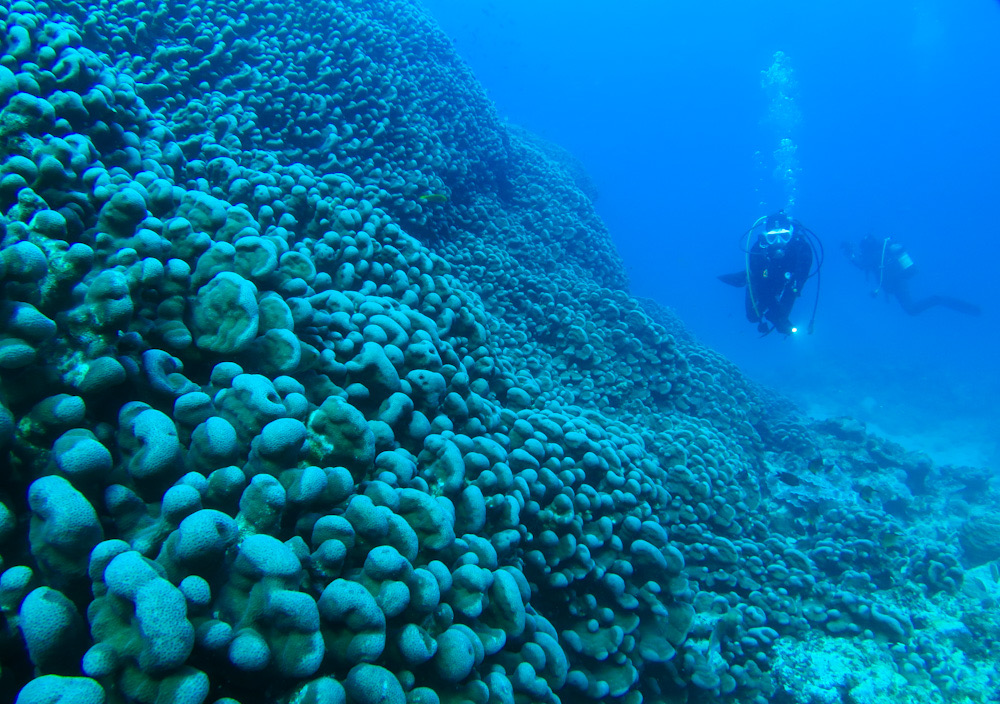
[0,1,999,704]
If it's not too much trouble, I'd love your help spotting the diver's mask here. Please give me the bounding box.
[764,227,793,246]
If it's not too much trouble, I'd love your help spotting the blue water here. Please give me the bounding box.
[422,0,1000,466]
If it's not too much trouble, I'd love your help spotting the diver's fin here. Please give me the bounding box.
[942,298,982,316]
[717,271,748,287]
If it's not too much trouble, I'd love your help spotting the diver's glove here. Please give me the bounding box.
[774,319,794,336]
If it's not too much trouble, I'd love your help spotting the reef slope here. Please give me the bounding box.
[0,1,997,703]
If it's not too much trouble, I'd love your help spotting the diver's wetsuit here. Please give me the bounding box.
[847,235,981,316]
[746,235,813,334]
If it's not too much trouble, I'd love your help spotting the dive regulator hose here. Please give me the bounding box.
[742,215,768,323]
[795,222,825,334]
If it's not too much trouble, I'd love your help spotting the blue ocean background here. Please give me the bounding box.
[422,0,1000,468]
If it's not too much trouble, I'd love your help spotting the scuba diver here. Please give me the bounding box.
[718,211,824,336]
[841,234,981,316]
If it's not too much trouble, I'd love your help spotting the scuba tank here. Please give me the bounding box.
[889,242,914,275]
[896,249,914,271]
[873,238,915,295]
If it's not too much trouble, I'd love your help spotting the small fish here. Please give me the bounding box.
[857,485,875,502]
[807,457,824,473]
[777,471,800,486]
[418,193,448,204]
[879,529,902,549]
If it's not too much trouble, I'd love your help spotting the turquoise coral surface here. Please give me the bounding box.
[0,0,998,703]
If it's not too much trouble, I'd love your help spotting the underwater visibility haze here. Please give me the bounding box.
[0,0,999,703]
[424,0,1000,467]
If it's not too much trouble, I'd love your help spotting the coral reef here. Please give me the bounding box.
[0,1,997,704]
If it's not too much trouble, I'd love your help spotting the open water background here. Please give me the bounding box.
[422,0,1000,467]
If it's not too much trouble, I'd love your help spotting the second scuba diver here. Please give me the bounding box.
[719,211,823,336]
[841,234,981,316]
